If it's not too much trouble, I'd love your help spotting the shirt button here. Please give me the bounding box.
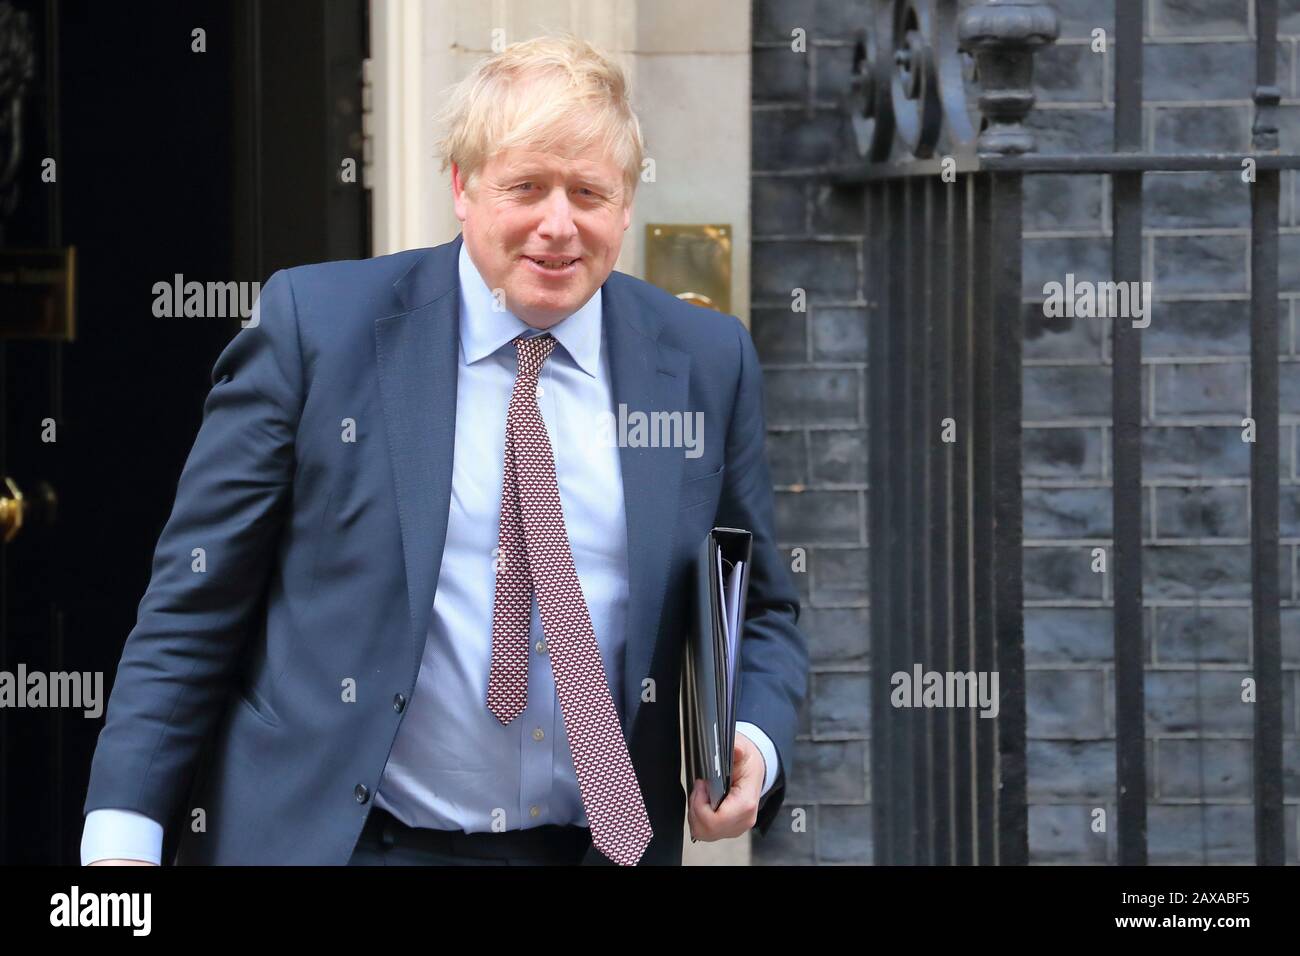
[535,384,544,398]
[529,805,541,818]
[532,727,545,741]
[354,783,370,804]
[535,640,547,654]
[393,693,406,713]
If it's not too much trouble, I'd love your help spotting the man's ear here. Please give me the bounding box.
[451,162,470,223]
[622,200,632,231]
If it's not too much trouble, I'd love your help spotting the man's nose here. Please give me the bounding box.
[536,188,578,241]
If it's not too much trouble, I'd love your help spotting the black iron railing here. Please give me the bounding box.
[838,0,1295,865]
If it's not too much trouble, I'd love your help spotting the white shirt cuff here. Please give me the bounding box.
[734,721,779,798]
[81,808,164,865]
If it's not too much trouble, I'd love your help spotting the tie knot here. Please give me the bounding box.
[513,332,557,377]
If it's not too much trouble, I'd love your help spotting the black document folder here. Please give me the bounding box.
[681,526,753,810]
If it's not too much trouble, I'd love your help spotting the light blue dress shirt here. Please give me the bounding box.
[81,243,777,863]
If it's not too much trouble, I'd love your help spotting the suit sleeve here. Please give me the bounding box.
[82,269,304,836]
[717,316,810,837]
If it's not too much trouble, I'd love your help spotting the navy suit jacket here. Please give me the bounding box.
[83,234,809,865]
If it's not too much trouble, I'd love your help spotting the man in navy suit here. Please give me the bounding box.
[82,34,807,866]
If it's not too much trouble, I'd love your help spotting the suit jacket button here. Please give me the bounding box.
[393,693,406,713]
[355,783,370,804]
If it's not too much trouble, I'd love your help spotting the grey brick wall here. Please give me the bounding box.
[751,0,1300,864]
[751,0,873,866]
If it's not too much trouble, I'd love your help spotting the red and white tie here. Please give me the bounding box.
[487,332,653,866]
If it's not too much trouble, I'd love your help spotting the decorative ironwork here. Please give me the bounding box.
[890,1,943,158]
[957,2,1057,154]
[842,0,1297,866]
[848,24,893,161]
[845,0,1054,167]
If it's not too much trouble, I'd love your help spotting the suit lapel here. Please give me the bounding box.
[375,237,462,676]
[603,276,690,742]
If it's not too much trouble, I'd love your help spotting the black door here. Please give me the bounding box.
[0,0,369,864]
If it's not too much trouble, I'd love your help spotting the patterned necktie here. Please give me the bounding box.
[487,332,653,866]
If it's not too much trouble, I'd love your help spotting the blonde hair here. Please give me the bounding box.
[434,34,644,201]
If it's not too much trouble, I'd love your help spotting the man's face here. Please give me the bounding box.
[452,143,632,329]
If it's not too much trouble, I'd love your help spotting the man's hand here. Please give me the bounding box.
[87,860,157,866]
[687,732,766,841]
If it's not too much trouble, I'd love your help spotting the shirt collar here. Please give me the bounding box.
[457,240,602,377]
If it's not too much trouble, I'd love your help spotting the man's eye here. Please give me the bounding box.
[514,182,534,191]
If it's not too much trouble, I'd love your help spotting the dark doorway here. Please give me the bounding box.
[0,0,369,864]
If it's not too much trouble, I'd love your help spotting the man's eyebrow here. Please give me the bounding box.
[498,166,616,190]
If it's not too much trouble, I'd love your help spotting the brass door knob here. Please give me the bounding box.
[0,477,54,543]
[0,476,24,544]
